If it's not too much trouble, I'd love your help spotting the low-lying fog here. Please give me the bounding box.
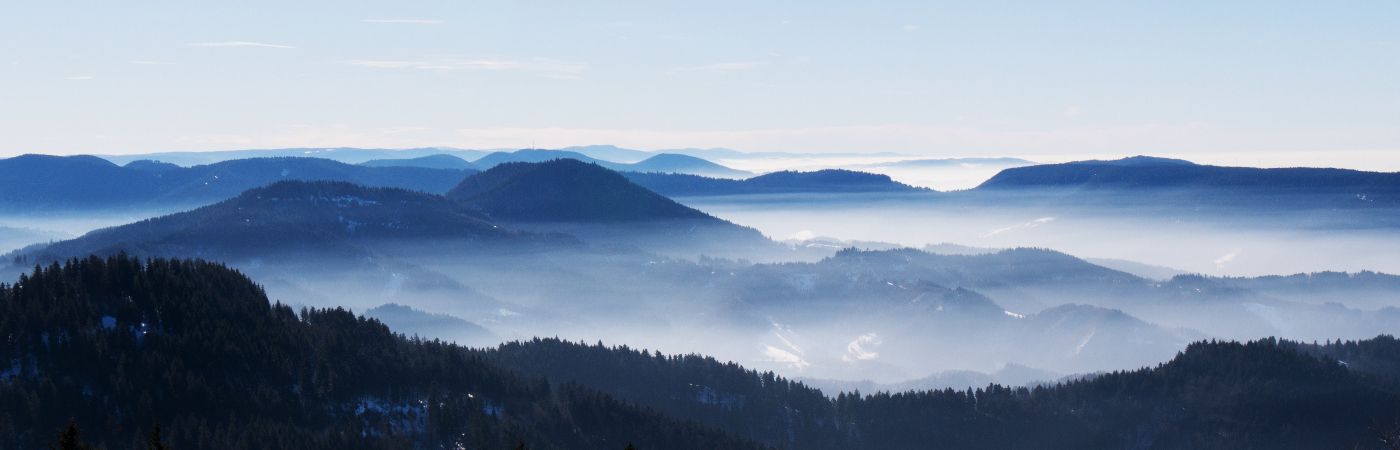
[678,192,1400,278]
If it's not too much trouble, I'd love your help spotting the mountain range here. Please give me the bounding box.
[0,155,477,212]
[5,254,1399,450]
[977,156,1400,204]
[623,169,927,196]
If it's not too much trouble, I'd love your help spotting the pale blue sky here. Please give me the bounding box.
[2,1,1397,165]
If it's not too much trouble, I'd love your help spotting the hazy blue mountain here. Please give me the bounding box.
[623,169,928,196]
[558,144,658,163]
[98,147,494,166]
[471,149,750,177]
[0,154,478,212]
[472,149,601,167]
[977,156,1400,203]
[22,180,521,262]
[447,159,720,222]
[123,159,183,171]
[1066,155,1196,166]
[359,153,481,170]
[364,303,496,345]
[624,153,752,177]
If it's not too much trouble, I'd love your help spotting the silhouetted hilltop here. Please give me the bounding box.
[0,154,478,212]
[0,254,762,450]
[623,169,927,196]
[26,180,516,262]
[359,153,481,170]
[978,156,1400,201]
[447,159,719,222]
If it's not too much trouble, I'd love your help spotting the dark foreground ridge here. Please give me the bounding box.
[0,255,760,450]
[4,254,1400,449]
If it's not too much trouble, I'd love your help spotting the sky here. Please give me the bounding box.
[2,1,1398,168]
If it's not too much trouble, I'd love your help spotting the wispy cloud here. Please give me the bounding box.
[1214,249,1241,269]
[347,57,585,75]
[130,61,176,65]
[363,19,444,24]
[1065,107,1081,116]
[66,76,94,80]
[186,42,295,48]
[904,25,918,31]
[669,61,768,74]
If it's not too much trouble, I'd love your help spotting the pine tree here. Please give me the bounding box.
[624,442,638,450]
[47,418,95,450]
[146,420,171,450]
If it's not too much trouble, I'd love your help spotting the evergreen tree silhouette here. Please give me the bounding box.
[146,420,171,450]
[46,418,94,450]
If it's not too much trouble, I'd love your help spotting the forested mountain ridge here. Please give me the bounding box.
[446,159,722,222]
[0,255,764,450]
[484,336,1400,450]
[977,156,1400,202]
[622,169,926,196]
[19,180,535,263]
[0,154,478,212]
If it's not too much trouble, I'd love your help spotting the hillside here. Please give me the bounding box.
[98,147,493,167]
[0,155,478,212]
[471,150,750,177]
[482,336,1400,450]
[977,156,1400,203]
[360,154,481,170]
[446,159,719,222]
[23,180,518,262]
[0,254,761,450]
[622,169,927,196]
[472,149,601,168]
[622,154,751,178]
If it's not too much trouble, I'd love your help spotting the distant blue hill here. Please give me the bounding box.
[0,154,477,212]
[622,154,751,178]
[621,169,928,196]
[360,154,481,170]
[977,156,1400,201]
[447,159,721,222]
[98,147,494,166]
[23,180,525,262]
[473,149,602,167]
[472,149,750,177]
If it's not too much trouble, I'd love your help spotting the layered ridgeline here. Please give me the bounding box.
[444,159,773,256]
[470,150,751,178]
[21,180,530,263]
[359,154,482,170]
[0,255,758,450]
[0,155,477,212]
[446,159,717,222]
[976,156,1400,205]
[4,256,1397,450]
[622,169,926,196]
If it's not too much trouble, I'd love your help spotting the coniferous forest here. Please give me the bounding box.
[3,254,1400,449]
